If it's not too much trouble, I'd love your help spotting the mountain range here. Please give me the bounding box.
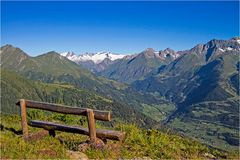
[133,38,240,148]
[60,51,126,73]
[1,37,239,151]
[61,48,182,83]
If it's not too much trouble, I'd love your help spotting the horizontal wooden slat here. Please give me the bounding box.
[28,120,125,141]
[16,99,111,121]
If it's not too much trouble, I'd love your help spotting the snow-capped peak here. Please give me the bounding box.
[235,38,240,45]
[230,37,240,44]
[60,52,68,57]
[237,39,240,44]
[159,48,180,59]
[61,51,127,64]
[60,52,79,62]
[61,51,76,57]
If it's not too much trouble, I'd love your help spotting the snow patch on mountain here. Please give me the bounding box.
[61,51,127,64]
[219,48,225,52]
[60,52,69,57]
[226,47,233,51]
[158,48,181,59]
[237,39,240,44]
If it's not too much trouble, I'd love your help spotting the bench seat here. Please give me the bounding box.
[28,120,125,141]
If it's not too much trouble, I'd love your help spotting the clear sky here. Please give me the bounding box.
[1,1,239,56]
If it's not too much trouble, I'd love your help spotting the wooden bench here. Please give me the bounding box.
[16,99,125,143]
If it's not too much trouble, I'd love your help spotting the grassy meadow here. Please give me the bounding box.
[0,111,239,159]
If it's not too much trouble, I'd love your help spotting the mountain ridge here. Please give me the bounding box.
[131,37,239,150]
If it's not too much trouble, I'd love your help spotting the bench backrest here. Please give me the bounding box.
[16,99,112,143]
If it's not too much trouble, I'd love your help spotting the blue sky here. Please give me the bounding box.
[1,1,239,56]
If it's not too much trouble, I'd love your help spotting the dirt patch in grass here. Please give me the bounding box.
[37,149,57,157]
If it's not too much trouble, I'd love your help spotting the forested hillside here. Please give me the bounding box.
[1,69,155,126]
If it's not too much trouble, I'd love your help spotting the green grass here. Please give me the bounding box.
[0,115,68,159]
[1,131,67,159]
[142,103,176,122]
[1,114,238,159]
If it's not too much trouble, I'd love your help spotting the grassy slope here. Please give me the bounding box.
[1,114,238,159]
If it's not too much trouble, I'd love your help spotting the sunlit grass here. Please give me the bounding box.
[1,114,239,159]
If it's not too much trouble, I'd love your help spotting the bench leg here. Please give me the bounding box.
[86,109,97,143]
[20,99,29,140]
[49,130,56,137]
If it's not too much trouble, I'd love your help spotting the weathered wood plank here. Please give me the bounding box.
[28,120,125,141]
[87,109,97,143]
[20,99,28,140]
[16,99,111,121]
